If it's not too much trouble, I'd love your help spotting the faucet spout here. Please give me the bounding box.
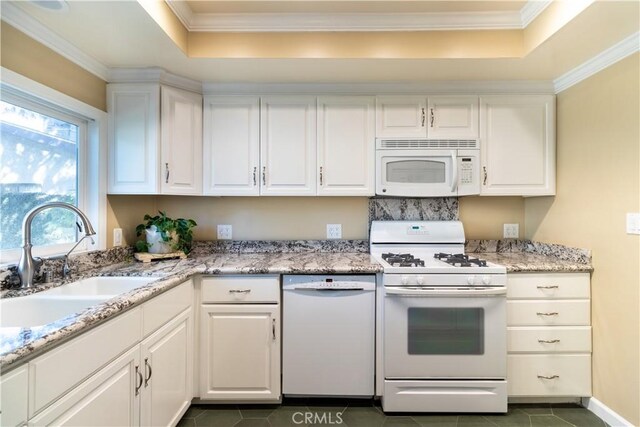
[18,202,96,288]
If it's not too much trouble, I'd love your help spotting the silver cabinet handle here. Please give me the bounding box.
[319,166,323,186]
[430,108,434,127]
[135,365,143,396]
[537,375,560,380]
[538,339,561,344]
[229,289,251,294]
[537,285,559,289]
[537,312,559,316]
[483,166,487,185]
[165,163,170,184]
[421,108,426,127]
[262,166,266,185]
[253,167,257,186]
[272,318,276,341]
[144,357,152,387]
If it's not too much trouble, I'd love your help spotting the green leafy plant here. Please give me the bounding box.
[135,211,197,254]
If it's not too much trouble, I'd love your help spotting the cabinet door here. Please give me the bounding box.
[480,96,556,196]
[203,96,260,195]
[140,308,193,427]
[200,304,280,401]
[29,347,141,427]
[260,96,317,195]
[1,364,28,427]
[107,84,160,194]
[161,87,203,195]
[427,96,478,139]
[317,96,375,196]
[375,96,427,138]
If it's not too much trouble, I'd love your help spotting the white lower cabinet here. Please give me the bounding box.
[199,276,281,402]
[507,273,591,397]
[1,364,29,427]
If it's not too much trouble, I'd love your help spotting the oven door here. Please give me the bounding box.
[376,150,458,197]
[384,286,506,379]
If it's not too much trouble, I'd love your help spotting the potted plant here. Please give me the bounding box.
[135,211,197,255]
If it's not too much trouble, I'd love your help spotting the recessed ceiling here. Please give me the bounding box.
[2,0,639,84]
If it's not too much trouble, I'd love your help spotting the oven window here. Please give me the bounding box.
[407,307,484,355]
[386,160,446,184]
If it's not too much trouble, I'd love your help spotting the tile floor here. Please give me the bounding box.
[177,399,609,427]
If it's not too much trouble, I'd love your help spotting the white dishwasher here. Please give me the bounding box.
[282,274,376,397]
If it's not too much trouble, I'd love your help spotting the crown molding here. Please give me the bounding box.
[202,81,555,96]
[108,67,203,93]
[520,1,552,28]
[553,31,640,93]
[0,1,109,80]
[164,0,193,30]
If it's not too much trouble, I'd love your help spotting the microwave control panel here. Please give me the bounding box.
[460,158,474,184]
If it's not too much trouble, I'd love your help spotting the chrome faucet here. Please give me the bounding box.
[18,202,96,288]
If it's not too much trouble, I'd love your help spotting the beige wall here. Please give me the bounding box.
[525,54,640,425]
[460,197,525,240]
[0,23,107,111]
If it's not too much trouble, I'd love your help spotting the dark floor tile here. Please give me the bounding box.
[530,415,574,427]
[411,414,458,427]
[194,409,242,427]
[382,416,421,426]
[234,419,271,427]
[551,407,607,426]
[183,405,207,419]
[457,415,499,426]
[341,406,387,427]
[512,405,553,416]
[267,407,309,427]
[178,418,197,427]
[239,405,279,419]
[483,412,531,427]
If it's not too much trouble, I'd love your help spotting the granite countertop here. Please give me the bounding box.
[0,250,381,369]
[476,252,593,272]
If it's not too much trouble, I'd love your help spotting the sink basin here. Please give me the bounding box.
[38,276,155,297]
[0,295,111,328]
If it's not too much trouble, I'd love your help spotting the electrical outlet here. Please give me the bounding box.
[627,213,640,235]
[327,224,342,239]
[113,228,123,247]
[217,224,233,240]
[503,223,519,239]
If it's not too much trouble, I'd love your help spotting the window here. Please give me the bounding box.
[0,69,106,264]
[1,97,86,251]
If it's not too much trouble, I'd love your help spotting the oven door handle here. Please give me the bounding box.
[385,286,507,297]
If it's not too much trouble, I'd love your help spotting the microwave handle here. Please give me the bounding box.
[451,152,458,193]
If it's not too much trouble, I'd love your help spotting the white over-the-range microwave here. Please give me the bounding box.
[375,139,480,197]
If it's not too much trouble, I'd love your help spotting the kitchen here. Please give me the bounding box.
[0,1,638,426]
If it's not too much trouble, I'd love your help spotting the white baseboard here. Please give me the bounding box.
[581,397,634,427]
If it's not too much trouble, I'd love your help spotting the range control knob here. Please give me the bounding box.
[467,276,476,285]
[482,276,491,285]
[401,276,409,285]
[416,276,424,285]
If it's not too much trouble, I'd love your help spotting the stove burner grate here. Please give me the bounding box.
[382,253,425,267]
[434,253,488,267]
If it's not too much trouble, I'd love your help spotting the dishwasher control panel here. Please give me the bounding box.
[282,275,376,291]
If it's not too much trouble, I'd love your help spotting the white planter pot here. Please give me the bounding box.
[145,225,178,254]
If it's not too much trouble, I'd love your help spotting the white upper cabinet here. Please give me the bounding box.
[427,96,478,139]
[203,96,260,196]
[107,84,203,195]
[480,95,556,196]
[376,95,478,140]
[317,96,375,196]
[161,87,203,195]
[260,96,317,196]
[376,95,426,138]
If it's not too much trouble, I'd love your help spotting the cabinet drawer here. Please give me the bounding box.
[1,364,28,427]
[201,276,279,303]
[507,326,591,353]
[29,307,142,416]
[507,273,590,299]
[507,300,590,326]
[508,354,591,396]
[143,280,192,337]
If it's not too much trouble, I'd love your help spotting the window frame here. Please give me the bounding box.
[0,67,107,264]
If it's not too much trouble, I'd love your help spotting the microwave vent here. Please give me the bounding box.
[378,139,478,149]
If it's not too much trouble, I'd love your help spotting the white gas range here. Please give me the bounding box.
[370,220,508,414]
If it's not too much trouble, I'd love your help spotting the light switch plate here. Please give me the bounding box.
[626,213,640,235]
[503,223,519,239]
[217,224,233,240]
[327,224,342,239]
[113,228,123,247]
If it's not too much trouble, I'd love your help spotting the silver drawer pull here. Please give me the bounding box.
[536,312,559,316]
[537,375,560,380]
[229,289,252,294]
[537,285,559,289]
[538,339,561,344]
